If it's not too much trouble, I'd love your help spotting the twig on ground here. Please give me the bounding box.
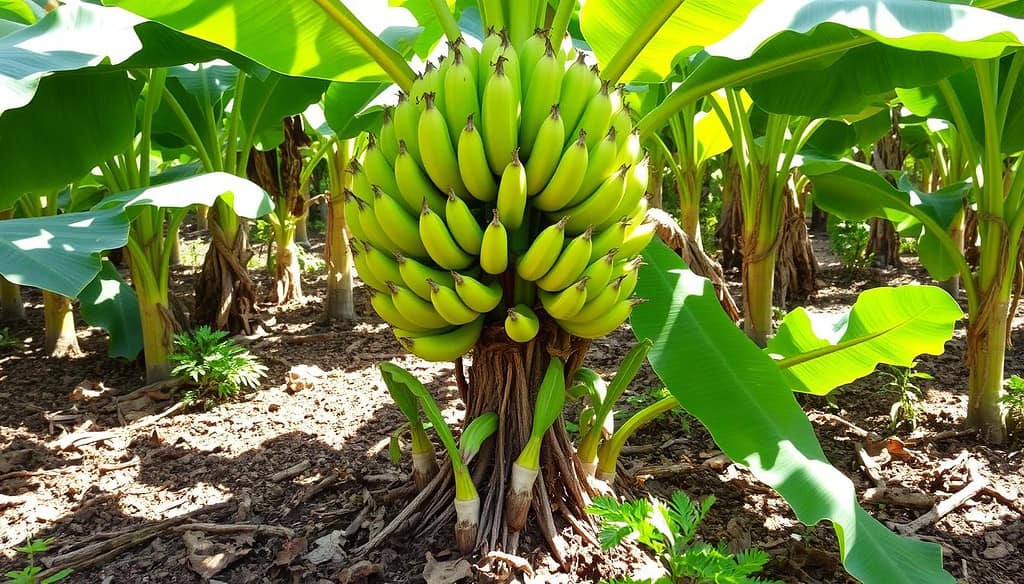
[270,460,311,482]
[98,457,141,474]
[904,429,977,446]
[343,504,372,538]
[171,522,295,538]
[483,550,534,575]
[896,461,987,535]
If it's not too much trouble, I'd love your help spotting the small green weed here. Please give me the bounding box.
[879,362,932,432]
[170,325,267,406]
[827,217,872,272]
[0,327,23,351]
[1002,375,1024,426]
[4,537,72,584]
[588,492,779,584]
[297,246,325,275]
[622,386,691,432]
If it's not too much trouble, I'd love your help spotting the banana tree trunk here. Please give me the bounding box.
[295,196,311,248]
[168,222,182,267]
[274,224,303,303]
[774,185,819,306]
[966,294,1010,444]
[193,205,257,334]
[324,195,355,321]
[42,291,81,357]
[742,243,777,347]
[0,277,24,322]
[137,285,174,383]
[938,207,966,299]
[676,167,703,250]
[866,110,904,268]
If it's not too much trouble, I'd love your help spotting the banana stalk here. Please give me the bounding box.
[379,363,438,490]
[506,357,566,531]
[596,395,678,483]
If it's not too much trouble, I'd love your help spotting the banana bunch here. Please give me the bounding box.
[351,30,654,362]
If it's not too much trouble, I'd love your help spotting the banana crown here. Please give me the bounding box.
[357,29,653,361]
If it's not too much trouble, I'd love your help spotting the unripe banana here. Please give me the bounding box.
[443,47,480,146]
[372,185,429,258]
[388,281,451,329]
[428,278,480,325]
[452,271,503,313]
[560,53,600,138]
[525,106,565,195]
[341,190,369,242]
[348,158,374,201]
[573,81,613,150]
[539,277,589,320]
[350,239,388,292]
[567,274,626,324]
[393,92,422,164]
[533,131,589,212]
[363,134,402,200]
[445,189,484,254]
[570,127,618,206]
[458,115,499,202]
[557,298,642,339]
[396,251,455,300]
[519,40,562,158]
[581,248,618,298]
[590,218,630,262]
[498,30,522,99]
[610,104,633,152]
[481,56,518,175]
[615,127,642,168]
[379,107,400,162]
[352,191,399,252]
[361,241,404,288]
[419,202,476,270]
[395,140,446,214]
[614,256,644,300]
[369,288,433,332]
[394,316,484,362]
[497,149,527,231]
[598,157,649,231]
[480,209,509,274]
[478,28,503,96]
[419,93,470,198]
[616,218,657,259]
[536,227,594,292]
[518,29,548,86]
[516,216,568,281]
[455,38,480,82]
[505,304,540,342]
[557,164,630,234]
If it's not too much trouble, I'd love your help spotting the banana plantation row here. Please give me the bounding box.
[1,1,1022,583]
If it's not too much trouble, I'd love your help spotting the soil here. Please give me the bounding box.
[1,224,1023,584]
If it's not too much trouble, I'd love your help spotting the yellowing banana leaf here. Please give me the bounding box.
[769,286,962,395]
[632,240,954,584]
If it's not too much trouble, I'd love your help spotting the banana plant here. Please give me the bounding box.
[381,362,439,489]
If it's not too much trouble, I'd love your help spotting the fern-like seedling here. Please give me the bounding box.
[170,325,267,404]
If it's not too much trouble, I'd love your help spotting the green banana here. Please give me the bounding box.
[443,47,480,146]
[598,157,649,231]
[369,287,434,332]
[362,241,404,287]
[615,127,642,168]
[557,164,630,234]
[518,29,548,87]
[519,40,562,158]
[536,227,593,292]
[396,252,454,300]
[445,189,484,254]
[616,218,657,259]
[539,277,589,319]
[516,216,568,280]
[505,304,540,342]
[452,271,502,313]
[478,28,503,96]
[394,316,484,362]
[614,256,643,300]
[388,281,451,329]
[566,274,626,325]
[610,104,634,152]
[372,186,429,258]
[533,131,589,212]
[419,93,470,198]
[497,149,527,231]
[590,218,629,262]
[557,298,641,339]
[379,106,400,162]
[524,105,565,195]
[572,81,613,150]
[428,279,480,325]
[498,30,522,99]
[341,190,368,242]
[395,140,446,214]
[348,158,374,201]
[457,115,499,202]
[419,202,476,270]
[353,192,399,252]
[350,239,387,292]
[570,127,618,206]
[480,209,509,274]
[363,134,402,200]
[481,56,518,175]
[559,53,600,139]
[581,248,617,298]
[393,92,422,164]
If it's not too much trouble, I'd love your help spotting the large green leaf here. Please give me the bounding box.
[109,0,422,85]
[0,209,130,298]
[768,286,962,395]
[79,260,143,360]
[634,0,1024,135]
[322,81,389,139]
[96,172,273,219]
[631,240,953,584]
[0,71,139,208]
[0,2,144,113]
[241,72,330,149]
[0,0,42,25]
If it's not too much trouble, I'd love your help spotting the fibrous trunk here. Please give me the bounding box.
[717,156,743,271]
[362,321,596,568]
[0,277,25,322]
[966,295,1010,445]
[193,210,257,334]
[137,291,176,383]
[773,185,819,306]
[938,208,966,299]
[42,291,81,358]
[324,196,355,321]
[866,110,905,269]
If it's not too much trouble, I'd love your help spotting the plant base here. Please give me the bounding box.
[194,223,258,334]
[0,277,25,322]
[42,291,82,358]
[360,320,597,569]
